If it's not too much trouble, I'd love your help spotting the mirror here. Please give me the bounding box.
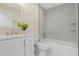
[0,3,21,35]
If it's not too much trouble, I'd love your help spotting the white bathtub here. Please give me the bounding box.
[38,39,78,56]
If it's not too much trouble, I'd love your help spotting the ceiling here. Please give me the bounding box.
[40,3,64,10]
[1,3,64,11]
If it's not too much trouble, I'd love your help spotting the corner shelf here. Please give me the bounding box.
[70,22,76,25]
[69,22,77,32]
[70,29,77,32]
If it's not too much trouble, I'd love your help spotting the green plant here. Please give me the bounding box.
[17,22,29,31]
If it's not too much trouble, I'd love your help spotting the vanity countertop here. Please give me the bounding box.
[0,34,38,41]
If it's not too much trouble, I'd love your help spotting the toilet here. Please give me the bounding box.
[35,42,49,56]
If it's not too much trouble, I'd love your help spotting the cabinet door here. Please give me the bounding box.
[25,37,34,56]
[0,38,24,56]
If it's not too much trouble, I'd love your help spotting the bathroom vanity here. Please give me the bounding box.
[0,34,38,56]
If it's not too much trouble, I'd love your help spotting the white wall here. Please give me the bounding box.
[46,3,78,44]
[39,6,46,38]
[21,4,39,35]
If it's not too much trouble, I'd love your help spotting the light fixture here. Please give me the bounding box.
[17,3,26,7]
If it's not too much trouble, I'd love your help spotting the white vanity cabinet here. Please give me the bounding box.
[0,38,24,56]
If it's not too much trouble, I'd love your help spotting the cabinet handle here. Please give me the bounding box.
[24,38,26,56]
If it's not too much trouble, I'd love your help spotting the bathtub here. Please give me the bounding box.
[37,39,78,56]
